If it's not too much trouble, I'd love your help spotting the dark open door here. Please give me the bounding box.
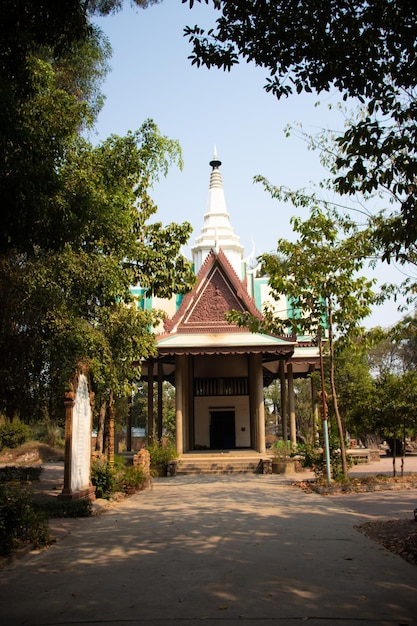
[210,410,236,449]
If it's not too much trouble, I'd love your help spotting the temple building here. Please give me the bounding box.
[138,152,320,459]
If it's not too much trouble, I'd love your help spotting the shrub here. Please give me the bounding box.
[0,466,43,483]
[30,421,64,449]
[298,441,352,482]
[147,439,178,473]
[119,465,146,494]
[0,483,49,556]
[91,456,117,499]
[0,420,30,451]
[272,440,292,460]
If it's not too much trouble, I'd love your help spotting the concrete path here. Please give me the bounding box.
[1,468,417,626]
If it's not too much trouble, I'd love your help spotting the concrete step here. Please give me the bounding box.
[177,455,268,475]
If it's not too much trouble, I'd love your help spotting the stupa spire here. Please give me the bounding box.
[191,150,244,277]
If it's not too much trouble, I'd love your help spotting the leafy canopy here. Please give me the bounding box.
[0,1,196,422]
[185,1,417,271]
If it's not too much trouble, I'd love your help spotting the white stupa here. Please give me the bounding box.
[191,149,245,278]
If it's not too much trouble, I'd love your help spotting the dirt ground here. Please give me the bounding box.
[1,442,417,566]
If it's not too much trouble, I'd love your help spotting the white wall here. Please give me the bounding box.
[194,396,251,448]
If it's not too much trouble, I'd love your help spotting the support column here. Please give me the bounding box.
[279,360,288,443]
[175,354,185,455]
[250,354,265,454]
[126,389,132,452]
[147,359,154,446]
[287,362,297,449]
[157,362,163,441]
[310,372,320,444]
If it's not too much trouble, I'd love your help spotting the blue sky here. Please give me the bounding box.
[93,1,411,329]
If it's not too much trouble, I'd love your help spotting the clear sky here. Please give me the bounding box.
[92,1,411,329]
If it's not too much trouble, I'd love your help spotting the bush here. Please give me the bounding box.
[91,456,117,499]
[91,455,149,498]
[0,466,43,483]
[147,439,178,473]
[298,441,352,482]
[119,465,146,494]
[30,421,64,449]
[271,440,292,460]
[0,420,30,451]
[0,483,50,556]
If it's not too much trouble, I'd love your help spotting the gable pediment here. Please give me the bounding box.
[181,266,245,329]
[164,249,261,334]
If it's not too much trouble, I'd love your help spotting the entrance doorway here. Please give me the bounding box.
[209,410,236,449]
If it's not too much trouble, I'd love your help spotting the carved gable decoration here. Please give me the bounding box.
[181,266,244,329]
[164,250,262,334]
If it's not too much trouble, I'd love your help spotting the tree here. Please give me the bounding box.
[0,121,195,423]
[185,1,417,273]
[0,2,196,426]
[372,371,417,475]
[333,341,376,448]
[228,207,377,477]
[0,0,164,255]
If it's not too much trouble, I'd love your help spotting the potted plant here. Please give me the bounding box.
[271,440,295,474]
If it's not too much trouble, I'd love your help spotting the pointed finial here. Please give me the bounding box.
[209,145,221,170]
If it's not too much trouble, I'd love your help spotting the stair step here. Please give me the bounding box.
[176,455,268,475]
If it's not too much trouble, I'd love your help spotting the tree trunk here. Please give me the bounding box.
[328,303,348,477]
[107,390,115,466]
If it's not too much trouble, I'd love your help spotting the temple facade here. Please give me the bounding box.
[139,153,320,456]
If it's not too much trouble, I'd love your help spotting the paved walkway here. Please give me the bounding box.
[1,457,417,626]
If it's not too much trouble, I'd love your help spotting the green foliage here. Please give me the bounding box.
[91,455,148,498]
[298,439,350,482]
[30,422,65,449]
[147,440,178,471]
[271,440,292,460]
[119,465,146,493]
[0,466,43,483]
[0,421,30,451]
[0,468,91,557]
[91,456,117,499]
[373,371,417,443]
[186,1,415,102]
[333,342,375,438]
[0,0,196,425]
[186,1,417,297]
[0,483,49,556]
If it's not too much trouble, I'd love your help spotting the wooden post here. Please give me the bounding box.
[287,362,297,449]
[157,361,163,441]
[175,355,184,455]
[126,389,133,452]
[147,358,154,446]
[279,361,287,442]
[310,371,320,444]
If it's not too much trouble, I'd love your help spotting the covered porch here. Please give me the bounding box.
[142,331,296,455]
